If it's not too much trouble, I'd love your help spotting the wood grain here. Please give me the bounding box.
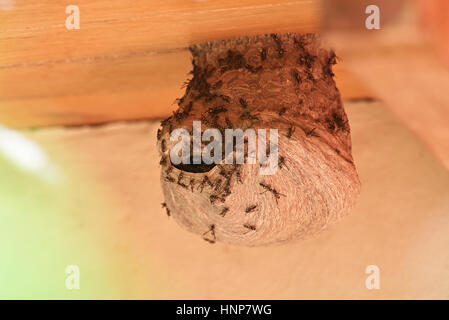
[0,0,372,128]
[1,0,321,65]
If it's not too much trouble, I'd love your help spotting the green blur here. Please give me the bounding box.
[0,155,129,299]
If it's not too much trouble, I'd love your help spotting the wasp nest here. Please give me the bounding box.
[157,33,361,246]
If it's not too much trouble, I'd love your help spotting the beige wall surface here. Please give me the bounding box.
[11,100,448,299]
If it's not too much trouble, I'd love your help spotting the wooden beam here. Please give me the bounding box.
[0,46,371,128]
[0,0,372,128]
[0,0,321,66]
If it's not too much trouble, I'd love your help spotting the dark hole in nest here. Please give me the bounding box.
[171,154,217,173]
[169,138,240,173]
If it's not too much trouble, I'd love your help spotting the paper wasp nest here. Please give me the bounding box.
[157,33,361,246]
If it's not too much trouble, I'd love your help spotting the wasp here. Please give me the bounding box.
[225,117,233,129]
[239,98,248,109]
[180,79,191,90]
[299,52,315,69]
[332,112,347,130]
[202,224,216,244]
[286,126,295,139]
[260,48,267,61]
[326,119,336,131]
[277,47,285,59]
[207,106,227,116]
[219,207,229,217]
[278,107,287,116]
[159,155,167,166]
[245,205,257,213]
[278,156,288,170]
[177,172,188,189]
[214,178,223,191]
[323,63,335,78]
[240,111,259,121]
[305,69,314,81]
[245,64,262,73]
[198,176,214,192]
[165,175,176,183]
[221,176,232,197]
[161,116,172,128]
[188,178,196,192]
[173,110,187,123]
[157,128,162,141]
[235,170,242,183]
[222,186,232,198]
[323,50,338,77]
[243,224,256,231]
[204,93,217,103]
[175,96,186,105]
[200,115,213,127]
[217,165,228,177]
[220,65,232,74]
[161,202,170,217]
[210,194,225,204]
[259,182,285,204]
[270,33,284,58]
[165,167,175,183]
[293,36,306,49]
[291,69,301,84]
[328,50,338,65]
[230,165,242,183]
[306,127,319,137]
[219,94,231,103]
